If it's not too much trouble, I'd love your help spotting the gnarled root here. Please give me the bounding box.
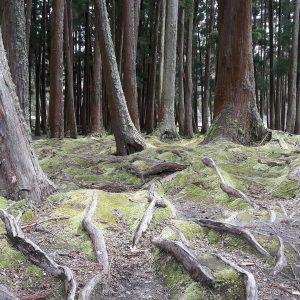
[272,236,287,276]
[214,254,258,300]
[79,191,109,300]
[153,239,215,287]
[0,209,77,300]
[202,157,259,209]
[188,218,270,256]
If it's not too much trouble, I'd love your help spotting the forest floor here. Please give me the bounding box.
[1,132,300,299]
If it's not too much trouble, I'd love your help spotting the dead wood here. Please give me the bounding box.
[0,209,76,300]
[140,162,188,179]
[272,236,287,276]
[214,254,258,300]
[132,196,157,247]
[79,191,109,300]
[152,239,215,287]
[269,209,276,223]
[170,225,190,247]
[155,148,187,160]
[148,183,167,208]
[0,285,18,300]
[188,218,270,256]
[258,159,288,167]
[21,216,69,229]
[202,157,259,209]
[80,180,139,193]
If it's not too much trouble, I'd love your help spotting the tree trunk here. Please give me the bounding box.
[202,0,214,134]
[49,0,65,138]
[183,3,194,138]
[91,23,104,134]
[177,6,185,135]
[64,0,77,138]
[157,0,179,139]
[0,0,29,125]
[94,0,145,155]
[286,0,300,133]
[123,0,140,129]
[205,0,266,145]
[0,30,55,202]
[269,0,275,129]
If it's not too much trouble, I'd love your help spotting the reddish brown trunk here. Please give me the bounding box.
[49,0,65,138]
[205,0,266,144]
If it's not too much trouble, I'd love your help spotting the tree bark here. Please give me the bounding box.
[94,0,145,155]
[183,3,194,138]
[286,0,300,133]
[269,0,275,129]
[204,0,266,145]
[123,0,140,129]
[49,0,65,138]
[157,0,179,139]
[0,30,55,202]
[0,0,29,125]
[64,0,77,138]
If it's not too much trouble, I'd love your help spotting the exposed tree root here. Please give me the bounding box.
[80,180,139,193]
[269,209,276,223]
[214,254,258,300]
[202,157,259,209]
[153,239,215,287]
[21,216,69,230]
[0,209,77,300]
[188,218,270,256]
[0,285,18,300]
[79,191,109,300]
[170,225,190,247]
[258,159,288,167]
[148,184,167,208]
[132,195,157,247]
[272,236,287,276]
[155,148,187,160]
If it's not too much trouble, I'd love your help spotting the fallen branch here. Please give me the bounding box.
[0,285,18,300]
[80,180,139,193]
[272,236,287,276]
[188,218,270,256]
[140,162,188,179]
[214,254,257,300]
[79,191,109,300]
[153,239,215,287]
[0,209,76,300]
[202,157,259,209]
[258,159,287,167]
[21,216,69,229]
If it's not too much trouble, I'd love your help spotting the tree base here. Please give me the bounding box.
[203,110,270,145]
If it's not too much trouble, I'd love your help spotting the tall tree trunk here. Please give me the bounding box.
[286,0,300,133]
[157,0,179,139]
[123,0,140,129]
[94,0,145,155]
[145,0,160,134]
[183,2,194,138]
[177,6,185,135]
[49,0,65,138]
[35,49,41,136]
[205,0,266,144]
[64,0,77,138]
[202,0,214,134]
[91,24,104,134]
[0,0,29,125]
[269,0,275,129]
[0,30,55,202]
[25,0,33,55]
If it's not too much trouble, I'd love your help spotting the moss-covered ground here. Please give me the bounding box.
[0,131,300,299]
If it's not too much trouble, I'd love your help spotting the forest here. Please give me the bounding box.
[0,0,300,299]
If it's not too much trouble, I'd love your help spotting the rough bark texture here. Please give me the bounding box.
[286,0,300,133]
[91,24,104,134]
[183,4,194,138]
[94,0,145,155]
[64,0,77,138]
[0,285,18,300]
[49,0,65,138]
[0,30,55,202]
[123,0,140,130]
[0,0,29,125]
[157,0,179,139]
[204,0,267,145]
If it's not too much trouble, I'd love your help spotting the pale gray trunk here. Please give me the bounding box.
[94,0,145,155]
[0,30,55,202]
[0,0,29,125]
[286,0,300,133]
[157,0,179,139]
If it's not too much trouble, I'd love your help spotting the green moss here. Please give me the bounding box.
[0,197,8,209]
[22,210,35,223]
[0,240,25,269]
[181,283,213,300]
[173,220,205,240]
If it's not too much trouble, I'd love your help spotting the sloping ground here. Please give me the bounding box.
[0,131,300,299]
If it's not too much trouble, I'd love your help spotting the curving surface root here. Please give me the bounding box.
[0,209,77,300]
